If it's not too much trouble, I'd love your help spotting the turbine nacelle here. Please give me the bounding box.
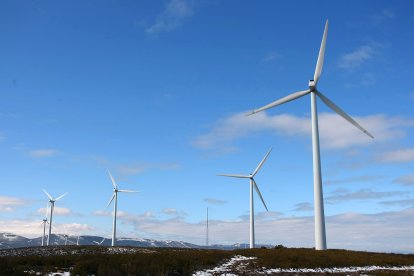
[308,80,316,91]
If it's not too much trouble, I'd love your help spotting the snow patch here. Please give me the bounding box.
[193,255,256,275]
[193,255,414,275]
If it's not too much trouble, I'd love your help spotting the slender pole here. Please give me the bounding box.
[206,207,209,247]
[310,91,327,250]
[249,178,255,249]
[112,192,118,247]
[47,202,54,246]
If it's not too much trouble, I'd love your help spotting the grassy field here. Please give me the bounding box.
[0,246,413,275]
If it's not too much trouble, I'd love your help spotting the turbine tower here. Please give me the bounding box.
[248,20,373,250]
[41,202,48,247]
[106,170,138,247]
[218,148,272,249]
[43,189,67,246]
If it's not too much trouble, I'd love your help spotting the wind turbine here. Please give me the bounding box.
[218,148,272,249]
[248,20,373,250]
[43,189,67,246]
[93,237,106,246]
[106,170,138,247]
[41,202,48,247]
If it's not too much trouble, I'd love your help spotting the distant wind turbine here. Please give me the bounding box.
[218,148,272,249]
[43,189,67,246]
[93,237,106,246]
[41,202,49,247]
[106,170,138,247]
[248,20,373,250]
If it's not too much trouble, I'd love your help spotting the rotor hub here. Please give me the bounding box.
[308,80,316,91]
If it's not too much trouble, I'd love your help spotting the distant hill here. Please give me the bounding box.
[0,232,268,250]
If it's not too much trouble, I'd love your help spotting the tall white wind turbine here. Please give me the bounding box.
[41,202,48,247]
[218,148,272,249]
[106,170,138,247]
[248,20,373,250]
[43,189,67,246]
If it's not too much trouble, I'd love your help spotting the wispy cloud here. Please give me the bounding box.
[92,210,111,217]
[146,0,195,34]
[0,132,5,141]
[377,148,414,163]
[380,199,414,207]
[162,208,187,218]
[262,52,280,62]
[54,223,95,235]
[293,202,313,211]
[326,175,383,185]
[94,157,181,177]
[28,149,60,158]
[338,45,376,69]
[393,174,414,186]
[204,198,227,205]
[38,206,72,216]
[371,9,395,25]
[193,112,414,152]
[0,196,28,212]
[325,188,402,204]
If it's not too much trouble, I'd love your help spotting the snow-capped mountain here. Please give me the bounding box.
[0,232,272,250]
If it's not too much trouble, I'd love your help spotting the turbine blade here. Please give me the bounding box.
[106,193,115,208]
[107,170,117,189]
[314,20,329,85]
[118,189,139,193]
[253,179,268,211]
[252,148,272,177]
[217,174,250,179]
[43,189,53,201]
[55,192,67,201]
[316,90,374,138]
[247,89,310,115]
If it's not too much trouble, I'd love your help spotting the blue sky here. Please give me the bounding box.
[0,0,414,253]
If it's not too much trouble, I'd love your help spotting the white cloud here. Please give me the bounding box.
[338,45,376,69]
[377,148,414,163]
[293,202,313,211]
[28,149,60,158]
[53,223,95,235]
[162,208,187,218]
[116,208,414,252]
[193,111,414,152]
[38,206,72,216]
[371,10,395,25]
[326,175,383,185]
[146,0,194,34]
[204,198,227,205]
[394,174,414,186]
[107,162,180,177]
[0,196,28,212]
[0,132,5,141]
[0,220,95,238]
[262,52,280,62]
[92,210,111,217]
[380,199,414,207]
[2,208,414,252]
[325,188,403,204]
